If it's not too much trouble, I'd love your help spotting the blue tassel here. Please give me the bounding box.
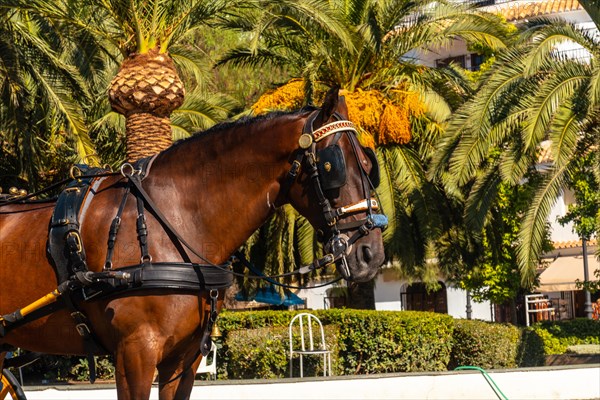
[372,214,388,229]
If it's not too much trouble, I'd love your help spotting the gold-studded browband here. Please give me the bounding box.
[299,120,358,149]
[313,120,357,141]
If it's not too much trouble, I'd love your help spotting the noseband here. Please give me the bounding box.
[281,111,388,277]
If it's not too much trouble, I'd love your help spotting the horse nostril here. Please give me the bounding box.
[363,246,373,263]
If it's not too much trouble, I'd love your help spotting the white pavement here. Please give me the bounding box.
[23,364,600,400]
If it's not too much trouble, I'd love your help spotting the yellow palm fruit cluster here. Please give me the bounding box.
[378,90,425,145]
[251,78,305,114]
[251,80,425,146]
[340,89,385,149]
[343,88,425,146]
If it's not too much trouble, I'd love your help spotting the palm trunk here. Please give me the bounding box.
[109,46,185,161]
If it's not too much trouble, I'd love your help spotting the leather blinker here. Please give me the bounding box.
[316,144,347,190]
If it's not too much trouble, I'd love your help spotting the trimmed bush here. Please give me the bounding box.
[217,309,454,377]
[449,319,521,370]
[527,318,600,355]
[320,309,454,374]
[225,325,339,379]
[516,328,546,367]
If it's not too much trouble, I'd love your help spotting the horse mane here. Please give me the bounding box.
[167,105,318,150]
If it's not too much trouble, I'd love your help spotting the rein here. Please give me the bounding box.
[0,171,119,207]
[116,111,386,287]
[121,166,340,289]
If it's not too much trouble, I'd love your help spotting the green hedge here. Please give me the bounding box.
[449,319,521,369]
[526,318,600,355]
[217,309,454,378]
[16,311,600,382]
[224,325,339,379]
[320,309,454,374]
[216,312,599,378]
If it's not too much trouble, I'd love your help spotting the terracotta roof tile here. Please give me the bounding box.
[498,0,582,22]
[553,238,598,249]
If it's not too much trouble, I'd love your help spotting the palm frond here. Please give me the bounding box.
[375,146,397,244]
[464,167,501,232]
[171,90,239,139]
[518,165,569,284]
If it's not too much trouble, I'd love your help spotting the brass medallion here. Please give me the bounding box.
[298,134,313,149]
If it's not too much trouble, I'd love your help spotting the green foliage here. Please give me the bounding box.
[516,319,600,366]
[225,325,339,379]
[558,152,599,241]
[577,269,600,294]
[217,311,598,377]
[69,356,115,382]
[449,319,521,369]
[516,327,546,367]
[225,326,290,379]
[16,354,114,383]
[325,309,455,374]
[458,180,552,304]
[529,319,600,354]
[218,309,455,376]
[434,18,600,285]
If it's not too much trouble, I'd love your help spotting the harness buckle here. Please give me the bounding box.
[66,231,83,254]
[69,165,82,180]
[71,312,92,337]
[289,160,301,178]
[120,163,136,177]
[75,323,91,337]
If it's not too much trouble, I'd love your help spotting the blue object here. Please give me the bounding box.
[372,214,388,229]
[236,285,304,306]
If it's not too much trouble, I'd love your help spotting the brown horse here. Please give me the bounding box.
[0,88,385,399]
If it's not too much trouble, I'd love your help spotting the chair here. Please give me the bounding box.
[288,313,332,378]
[196,340,217,379]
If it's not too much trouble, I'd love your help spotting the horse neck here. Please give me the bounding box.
[144,114,304,263]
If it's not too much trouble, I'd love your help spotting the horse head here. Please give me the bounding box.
[285,87,387,282]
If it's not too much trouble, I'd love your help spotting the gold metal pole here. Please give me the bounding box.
[19,290,61,317]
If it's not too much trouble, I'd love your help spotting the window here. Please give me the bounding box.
[401,282,448,313]
[435,55,466,69]
[324,287,348,309]
[470,53,487,71]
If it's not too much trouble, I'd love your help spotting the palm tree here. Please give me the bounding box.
[18,0,246,161]
[432,17,600,284]
[222,0,511,303]
[0,3,95,191]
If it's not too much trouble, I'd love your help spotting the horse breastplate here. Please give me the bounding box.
[47,162,233,294]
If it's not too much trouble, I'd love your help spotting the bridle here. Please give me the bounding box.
[280,110,388,279]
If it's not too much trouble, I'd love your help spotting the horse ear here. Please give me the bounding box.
[314,86,340,128]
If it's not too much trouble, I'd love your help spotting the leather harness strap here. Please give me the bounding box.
[20,158,234,382]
